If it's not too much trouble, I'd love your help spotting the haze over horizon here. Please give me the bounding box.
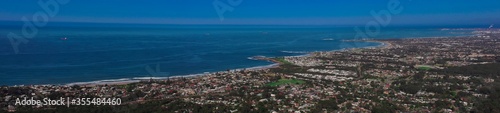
[1,0,499,26]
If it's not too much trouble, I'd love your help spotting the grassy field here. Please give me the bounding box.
[266,79,305,87]
[273,57,293,65]
[417,65,432,71]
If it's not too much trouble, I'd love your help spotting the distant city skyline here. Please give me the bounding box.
[1,0,499,25]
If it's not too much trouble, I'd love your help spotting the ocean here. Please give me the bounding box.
[0,23,476,85]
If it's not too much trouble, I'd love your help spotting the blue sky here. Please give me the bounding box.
[1,0,499,25]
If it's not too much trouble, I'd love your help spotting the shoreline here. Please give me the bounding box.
[9,35,470,87]
[64,40,390,87]
[64,63,281,87]
[7,40,392,87]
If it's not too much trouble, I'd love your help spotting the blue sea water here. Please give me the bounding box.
[0,23,475,85]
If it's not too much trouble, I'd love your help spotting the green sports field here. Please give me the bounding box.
[266,79,305,87]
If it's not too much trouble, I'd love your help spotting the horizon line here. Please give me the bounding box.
[0,20,496,28]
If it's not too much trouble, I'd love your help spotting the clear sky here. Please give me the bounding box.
[1,0,499,25]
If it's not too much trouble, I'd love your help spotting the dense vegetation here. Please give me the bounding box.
[437,63,500,112]
[435,63,500,77]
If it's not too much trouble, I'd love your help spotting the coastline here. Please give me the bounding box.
[10,40,390,87]
[64,40,390,87]
[64,63,281,87]
[12,35,468,87]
